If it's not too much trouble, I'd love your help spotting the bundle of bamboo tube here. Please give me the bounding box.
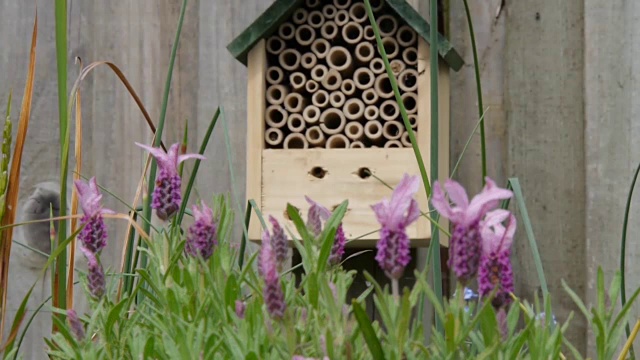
[264,0,419,149]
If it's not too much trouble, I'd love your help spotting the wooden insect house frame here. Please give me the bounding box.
[227,0,463,246]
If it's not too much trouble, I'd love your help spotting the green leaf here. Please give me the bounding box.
[287,203,312,242]
[2,283,36,356]
[224,274,238,309]
[562,279,591,320]
[352,300,385,360]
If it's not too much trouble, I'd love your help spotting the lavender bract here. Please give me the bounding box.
[81,246,105,299]
[431,177,512,284]
[268,215,288,266]
[305,196,346,265]
[74,177,114,254]
[185,201,217,261]
[260,234,286,319]
[478,209,516,308]
[135,142,205,221]
[371,174,421,280]
[328,223,346,265]
[66,309,85,341]
[235,300,246,319]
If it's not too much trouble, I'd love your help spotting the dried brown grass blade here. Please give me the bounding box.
[0,12,37,341]
[66,57,84,308]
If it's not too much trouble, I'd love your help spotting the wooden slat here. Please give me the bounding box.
[246,40,267,240]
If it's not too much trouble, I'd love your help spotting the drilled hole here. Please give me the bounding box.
[357,167,371,179]
[283,206,301,221]
[310,166,327,179]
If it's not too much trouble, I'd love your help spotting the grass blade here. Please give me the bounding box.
[620,162,640,347]
[352,300,385,360]
[508,178,548,296]
[0,12,37,340]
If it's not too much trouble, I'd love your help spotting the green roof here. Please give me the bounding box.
[226,0,464,71]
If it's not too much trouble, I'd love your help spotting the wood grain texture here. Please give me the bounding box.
[505,0,586,352]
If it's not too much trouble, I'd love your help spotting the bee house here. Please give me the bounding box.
[227,0,463,246]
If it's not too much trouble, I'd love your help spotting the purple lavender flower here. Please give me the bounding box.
[431,177,512,284]
[371,174,421,280]
[235,300,246,319]
[260,235,286,319]
[268,215,288,266]
[478,209,516,308]
[185,201,217,261]
[135,142,205,221]
[305,196,331,237]
[66,309,85,341]
[74,177,114,254]
[328,224,346,265]
[81,246,105,299]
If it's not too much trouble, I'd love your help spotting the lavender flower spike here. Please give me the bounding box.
[185,201,217,261]
[74,177,114,254]
[431,177,512,284]
[81,246,105,299]
[268,215,288,266]
[478,209,516,308]
[371,174,421,280]
[135,142,205,221]
[329,224,346,265]
[260,235,286,319]
[305,196,331,237]
[66,309,85,341]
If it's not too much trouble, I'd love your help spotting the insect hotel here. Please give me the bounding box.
[227,0,463,246]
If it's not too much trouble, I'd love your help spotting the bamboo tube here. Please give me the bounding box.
[341,79,356,96]
[402,47,418,66]
[266,36,285,55]
[354,68,375,90]
[398,69,418,92]
[349,3,368,23]
[311,39,330,59]
[284,133,309,149]
[335,10,349,26]
[380,99,400,121]
[370,58,385,74]
[333,0,351,10]
[303,105,321,124]
[355,42,375,64]
[293,8,309,25]
[305,80,320,93]
[295,24,316,46]
[362,88,379,105]
[327,46,353,75]
[311,64,328,82]
[266,66,284,85]
[301,53,318,70]
[265,128,284,146]
[369,0,385,12]
[396,25,417,47]
[330,91,346,108]
[278,22,296,40]
[289,72,307,92]
[401,92,418,114]
[306,0,321,8]
[381,37,399,59]
[383,120,403,140]
[279,49,301,71]
[312,90,329,108]
[363,25,375,41]
[319,108,346,135]
[345,121,364,141]
[321,68,342,91]
[350,141,365,148]
[284,93,307,113]
[308,10,325,29]
[265,105,288,128]
[408,114,418,129]
[364,120,383,142]
[325,134,350,149]
[287,113,306,133]
[266,85,289,105]
[374,74,394,99]
[376,15,398,37]
[384,140,402,148]
[342,21,364,45]
[400,131,413,147]
[343,98,365,121]
[321,21,339,41]
[364,105,379,121]
[322,4,337,19]
[390,59,405,75]
[306,126,326,147]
